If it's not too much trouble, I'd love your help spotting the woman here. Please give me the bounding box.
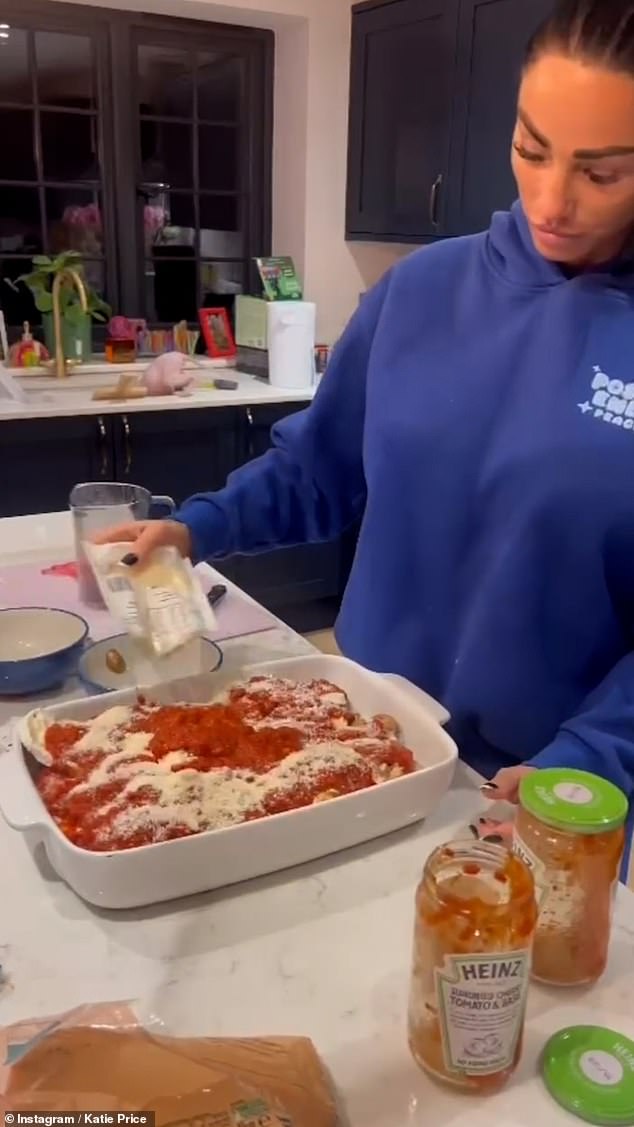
[99,0,634,852]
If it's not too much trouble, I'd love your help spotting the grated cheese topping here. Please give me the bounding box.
[73,706,133,754]
[35,675,417,852]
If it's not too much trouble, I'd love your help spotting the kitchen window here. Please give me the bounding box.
[0,1,273,334]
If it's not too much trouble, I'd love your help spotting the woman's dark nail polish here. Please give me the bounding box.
[482,834,504,844]
[468,824,480,838]
[121,553,138,567]
[480,782,499,793]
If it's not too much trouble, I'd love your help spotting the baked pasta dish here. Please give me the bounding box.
[30,676,417,851]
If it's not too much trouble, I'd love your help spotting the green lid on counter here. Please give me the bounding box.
[518,768,628,835]
[542,1026,634,1125]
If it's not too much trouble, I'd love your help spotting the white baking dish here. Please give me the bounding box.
[0,653,457,909]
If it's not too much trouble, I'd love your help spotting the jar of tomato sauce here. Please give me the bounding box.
[407,840,536,1093]
[514,768,628,988]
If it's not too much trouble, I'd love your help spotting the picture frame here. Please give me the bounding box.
[199,307,236,359]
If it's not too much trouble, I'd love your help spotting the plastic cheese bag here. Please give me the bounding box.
[0,1002,339,1126]
[84,541,217,658]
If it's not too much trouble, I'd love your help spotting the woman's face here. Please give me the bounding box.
[512,53,634,266]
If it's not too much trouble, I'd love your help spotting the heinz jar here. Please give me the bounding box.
[514,768,628,988]
[408,840,537,1093]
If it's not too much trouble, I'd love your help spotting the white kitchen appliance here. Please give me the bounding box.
[266,300,316,389]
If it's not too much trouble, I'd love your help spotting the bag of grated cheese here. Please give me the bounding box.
[85,541,217,657]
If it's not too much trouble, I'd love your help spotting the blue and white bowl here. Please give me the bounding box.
[79,633,223,694]
[0,607,89,696]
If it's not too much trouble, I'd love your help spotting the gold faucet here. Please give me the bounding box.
[52,268,88,378]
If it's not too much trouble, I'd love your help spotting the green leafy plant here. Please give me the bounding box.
[9,250,111,326]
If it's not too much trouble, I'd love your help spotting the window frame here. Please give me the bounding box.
[0,0,273,327]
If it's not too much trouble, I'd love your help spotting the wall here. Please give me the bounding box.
[54,0,413,342]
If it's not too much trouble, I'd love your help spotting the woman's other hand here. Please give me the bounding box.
[91,519,192,565]
[473,765,535,843]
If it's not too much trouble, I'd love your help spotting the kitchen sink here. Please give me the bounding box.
[4,362,148,392]
[2,356,223,394]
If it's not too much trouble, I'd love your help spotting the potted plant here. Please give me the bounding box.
[11,251,111,361]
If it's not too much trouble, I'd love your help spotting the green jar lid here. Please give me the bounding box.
[519,768,628,835]
[542,1026,634,1125]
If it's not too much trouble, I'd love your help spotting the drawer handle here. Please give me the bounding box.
[122,414,132,476]
[430,173,443,230]
[245,406,255,457]
[97,416,108,477]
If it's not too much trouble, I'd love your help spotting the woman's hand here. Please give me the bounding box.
[91,519,192,565]
[474,765,535,842]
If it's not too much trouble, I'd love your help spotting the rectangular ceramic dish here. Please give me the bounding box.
[0,653,458,909]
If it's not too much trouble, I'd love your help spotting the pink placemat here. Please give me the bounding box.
[0,561,278,643]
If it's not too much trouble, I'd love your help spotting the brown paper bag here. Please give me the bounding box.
[0,1005,338,1127]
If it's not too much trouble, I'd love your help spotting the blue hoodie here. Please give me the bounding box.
[177,203,634,858]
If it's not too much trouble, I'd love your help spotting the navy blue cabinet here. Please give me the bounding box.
[346,0,459,240]
[347,0,553,241]
[0,415,111,517]
[110,407,244,499]
[1,402,349,629]
[445,0,554,234]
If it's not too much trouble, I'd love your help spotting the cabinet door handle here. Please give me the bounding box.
[430,173,443,230]
[245,406,254,457]
[122,414,132,476]
[97,416,108,477]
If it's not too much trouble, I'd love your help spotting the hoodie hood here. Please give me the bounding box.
[486,201,634,293]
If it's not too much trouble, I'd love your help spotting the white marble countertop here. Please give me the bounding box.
[1,514,633,1126]
[0,368,315,422]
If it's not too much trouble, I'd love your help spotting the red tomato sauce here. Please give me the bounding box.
[35,677,417,852]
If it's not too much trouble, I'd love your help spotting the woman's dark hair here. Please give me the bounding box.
[525,0,634,75]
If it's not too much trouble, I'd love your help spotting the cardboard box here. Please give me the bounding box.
[235,295,268,350]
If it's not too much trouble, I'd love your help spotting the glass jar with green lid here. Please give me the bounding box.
[513,767,628,987]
